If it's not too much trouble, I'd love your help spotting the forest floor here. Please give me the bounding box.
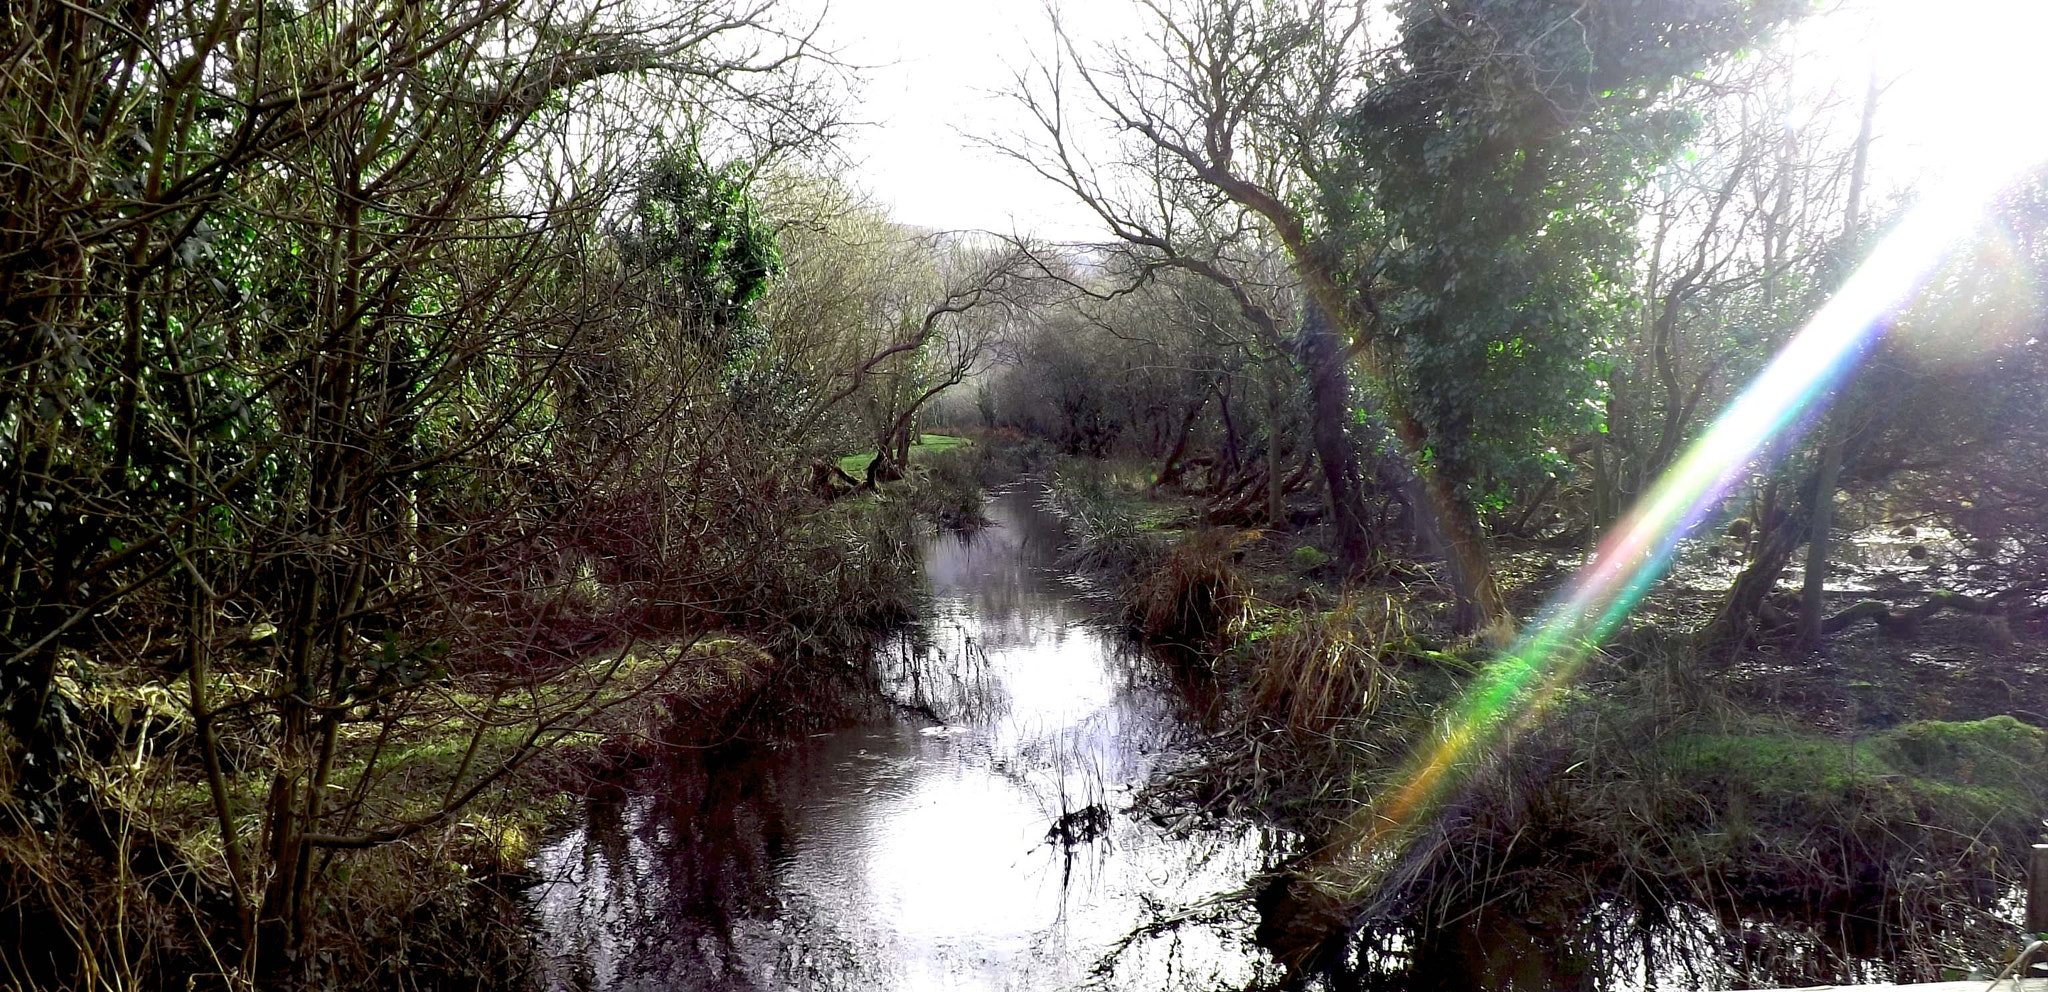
[1041,457,2048,986]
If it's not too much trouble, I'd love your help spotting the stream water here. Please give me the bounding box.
[521,487,1964,992]
[527,486,1293,991]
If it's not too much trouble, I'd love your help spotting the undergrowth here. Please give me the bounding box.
[1058,462,2048,985]
[0,486,925,991]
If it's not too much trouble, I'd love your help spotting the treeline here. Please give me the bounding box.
[0,0,1031,986]
[972,0,2048,651]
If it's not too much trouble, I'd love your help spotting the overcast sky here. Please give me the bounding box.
[792,0,1146,238]
[791,0,2048,238]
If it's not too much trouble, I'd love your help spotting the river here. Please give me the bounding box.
[526,485,1294,991]
[521,485,1951,992]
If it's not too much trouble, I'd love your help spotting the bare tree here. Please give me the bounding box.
[990,0,1521,630]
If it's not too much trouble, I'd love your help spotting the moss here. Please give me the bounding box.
[1661,732,1866,797]
[1873,714,2043,790]
[1291,545,1332,571]
[1657,716,2047,852]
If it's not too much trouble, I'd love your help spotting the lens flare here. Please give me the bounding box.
[1319,151,2046,895]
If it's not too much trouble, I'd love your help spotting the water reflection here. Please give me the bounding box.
[530,487,1291,991]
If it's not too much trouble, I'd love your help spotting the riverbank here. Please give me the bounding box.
[276,438,1056,987]
[1043,458,2048,987]
[0,466,968,990]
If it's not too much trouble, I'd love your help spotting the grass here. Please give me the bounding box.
[1244,594,1413,737]
[1043,460,1192,577]
[45,633,794,988]
[836,432,972,478]
[1127,527,1261,647]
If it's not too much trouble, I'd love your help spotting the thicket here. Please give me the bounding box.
[0,0,1044,986]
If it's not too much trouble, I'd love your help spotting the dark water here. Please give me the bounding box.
[528,487,1294,991]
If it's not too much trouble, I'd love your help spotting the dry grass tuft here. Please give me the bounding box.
[1128,528,1261,646]
[1247,594,1407,737]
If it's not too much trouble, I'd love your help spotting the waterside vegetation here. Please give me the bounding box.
[5,0,2046,987]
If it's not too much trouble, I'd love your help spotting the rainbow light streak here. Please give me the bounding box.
[1322,154,2041,886]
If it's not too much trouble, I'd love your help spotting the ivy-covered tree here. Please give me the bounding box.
[1341,0,1798,627]
[1014,0,1798,631]
[617,149,783,368]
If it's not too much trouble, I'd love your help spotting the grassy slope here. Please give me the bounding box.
[836,432,971,478]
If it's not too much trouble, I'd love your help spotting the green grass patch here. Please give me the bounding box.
[836,433,972,478]
[1656,715,2047,851]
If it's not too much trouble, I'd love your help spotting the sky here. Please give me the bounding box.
[792,0,1139,238]
[790,0,2048,238]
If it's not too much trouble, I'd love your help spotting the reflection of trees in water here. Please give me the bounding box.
[531,749,918,992]
[531,755,792,991]
[876,619,1009,725]
[1341,898,1900,992]
[530,486,1284,992]
[1074,824,1298,992]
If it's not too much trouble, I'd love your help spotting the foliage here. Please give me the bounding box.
[1328,0,1799,494]
[617,149,783,369]
[0,0,992,983]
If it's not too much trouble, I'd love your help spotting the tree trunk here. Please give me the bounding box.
[1266,375,1284,529]
[1215,384,1239,486]
[1299,303,1373,565]
[1153,392,1210,490]
[1701,491,1809,662]
[1797,73,1876,652]
[1432,474,1508,636]
[1797,431,1842,650]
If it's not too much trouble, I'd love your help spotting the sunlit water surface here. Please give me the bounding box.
[528,487,1292,991]
[524,488,1973,992]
